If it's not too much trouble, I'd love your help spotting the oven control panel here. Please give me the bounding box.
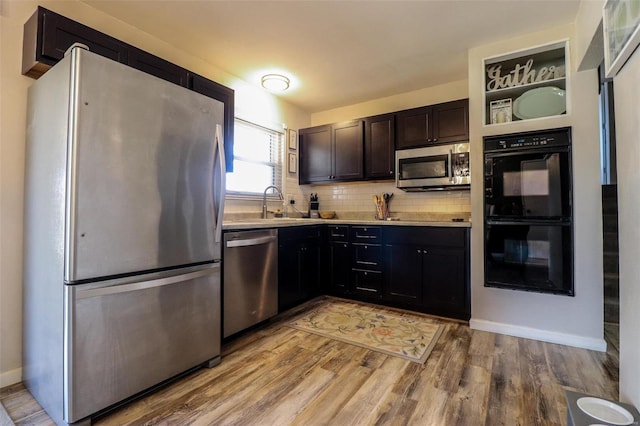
[484,128,571,152]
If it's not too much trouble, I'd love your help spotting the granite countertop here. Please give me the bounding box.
[223,212,471,230]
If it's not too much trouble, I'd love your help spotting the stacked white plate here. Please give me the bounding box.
[513,86,566,120]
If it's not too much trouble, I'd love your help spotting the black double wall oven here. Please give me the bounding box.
[484,127,573,296]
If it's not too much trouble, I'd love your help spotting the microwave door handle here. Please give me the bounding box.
[448,149,454,183]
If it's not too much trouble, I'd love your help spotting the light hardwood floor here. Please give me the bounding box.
[1,296,619,425]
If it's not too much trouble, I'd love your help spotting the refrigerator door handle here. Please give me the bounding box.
[75,268,216,299]
[214,124,226,245]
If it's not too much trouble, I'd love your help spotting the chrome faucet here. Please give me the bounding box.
[262,185,284,218]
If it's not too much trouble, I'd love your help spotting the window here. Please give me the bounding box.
[226,118,284,195]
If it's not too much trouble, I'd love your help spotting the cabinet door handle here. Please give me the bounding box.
[417,249,421,254]
[433,138,438,142]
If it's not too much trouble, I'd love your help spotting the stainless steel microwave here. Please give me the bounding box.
[396,143,470,191]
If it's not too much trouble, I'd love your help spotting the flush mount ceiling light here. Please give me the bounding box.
[261,74,290,92]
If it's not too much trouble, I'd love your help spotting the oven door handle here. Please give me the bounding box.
[485,218,570,225]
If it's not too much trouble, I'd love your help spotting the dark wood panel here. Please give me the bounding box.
[365,113,395,179]
[396,105,431,150]
[396,100,469,150]
[422,247,468,316]
[279,226,323,311]
[328,241,351,295]
[383,226,467,248]
[384,243,423,305]
[23,7,129,77]
[127,47,189,87]
[299,125,332,184]
[432,99,469,144]
[333,120,364,181]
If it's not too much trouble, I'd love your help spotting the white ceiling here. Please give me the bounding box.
[83,0,581,113]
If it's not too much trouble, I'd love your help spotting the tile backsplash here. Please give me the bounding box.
[225,177,470,218]
[300,182,470,213]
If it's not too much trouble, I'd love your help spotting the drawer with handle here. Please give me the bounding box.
[353,244,381,268]
[327,225,349,241]
[350,226,381,243]
[352,269,382,297]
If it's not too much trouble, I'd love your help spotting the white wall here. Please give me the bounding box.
[0,0,309,387]
[574,0,605,70]
[613,48,640,408]
[467,24,605,351]
[311,79,468,125]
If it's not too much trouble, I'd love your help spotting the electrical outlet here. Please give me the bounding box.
[287,194,295,204]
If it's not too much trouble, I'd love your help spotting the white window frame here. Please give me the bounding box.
[225,118,285,199]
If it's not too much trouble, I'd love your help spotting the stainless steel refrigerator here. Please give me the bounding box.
[23,46,226,425]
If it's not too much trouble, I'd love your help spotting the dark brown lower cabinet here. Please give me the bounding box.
[422,247,468,318]
[328,240,351,295]
[383,244,422,306]
[318,224,470,320]
[383,226,470,320]
[278,226,323,312]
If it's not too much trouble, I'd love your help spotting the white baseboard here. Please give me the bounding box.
[469,319,607,352]
[0,367,22,388]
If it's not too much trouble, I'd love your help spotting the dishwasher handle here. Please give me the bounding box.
[226,235,277,248]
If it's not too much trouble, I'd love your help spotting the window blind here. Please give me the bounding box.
[226,118,283,195]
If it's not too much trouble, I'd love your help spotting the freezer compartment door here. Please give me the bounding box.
[64,264,221,423]
[66,49,225,282]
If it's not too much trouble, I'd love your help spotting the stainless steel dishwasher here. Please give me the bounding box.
[223,229,278,338]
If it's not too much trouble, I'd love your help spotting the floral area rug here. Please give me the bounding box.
[288,301,444,364]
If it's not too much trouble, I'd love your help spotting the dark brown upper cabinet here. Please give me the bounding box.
[299,125,332,184]
[364,113,395,180]
[299,120,364,184]
[127,47,189,88]
[333,120,364,181]
[396,99,469,150]
[22,6,129,78]
[22,6,235,172]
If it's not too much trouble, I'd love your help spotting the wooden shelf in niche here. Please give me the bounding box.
[483,42,568,125]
